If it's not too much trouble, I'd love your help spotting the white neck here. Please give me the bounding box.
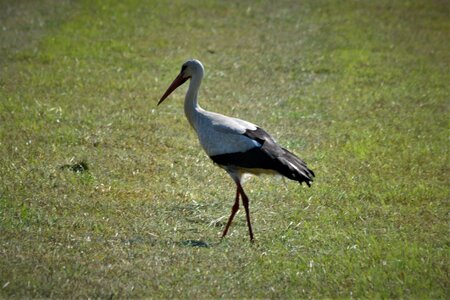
[184,73,203,130]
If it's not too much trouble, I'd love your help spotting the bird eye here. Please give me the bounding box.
[181,65,187,72]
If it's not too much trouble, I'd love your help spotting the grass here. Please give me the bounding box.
[0,0,448,298]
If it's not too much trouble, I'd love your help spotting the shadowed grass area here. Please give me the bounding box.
[0,0,448,298]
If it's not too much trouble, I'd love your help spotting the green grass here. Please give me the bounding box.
[1,0,448,298]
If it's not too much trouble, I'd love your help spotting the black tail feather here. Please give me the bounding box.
[210,146,315,186]
[278,147,315,186]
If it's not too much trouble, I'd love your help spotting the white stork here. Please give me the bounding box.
[158,59,315,241]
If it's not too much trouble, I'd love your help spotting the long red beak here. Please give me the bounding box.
[158,72,189,106]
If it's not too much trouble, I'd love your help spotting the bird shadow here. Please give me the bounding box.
[123,235,218,249]
[177,239,211,248]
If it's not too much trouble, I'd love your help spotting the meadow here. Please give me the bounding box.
[0,0,448,298]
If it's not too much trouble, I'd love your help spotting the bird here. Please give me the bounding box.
[158,59,315,242]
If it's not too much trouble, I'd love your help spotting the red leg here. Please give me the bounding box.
[237,182,254,242]
[221,187,240,238]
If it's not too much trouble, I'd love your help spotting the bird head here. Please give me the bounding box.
[158,59,204,105]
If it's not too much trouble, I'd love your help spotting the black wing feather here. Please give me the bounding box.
[210,127,315,186]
